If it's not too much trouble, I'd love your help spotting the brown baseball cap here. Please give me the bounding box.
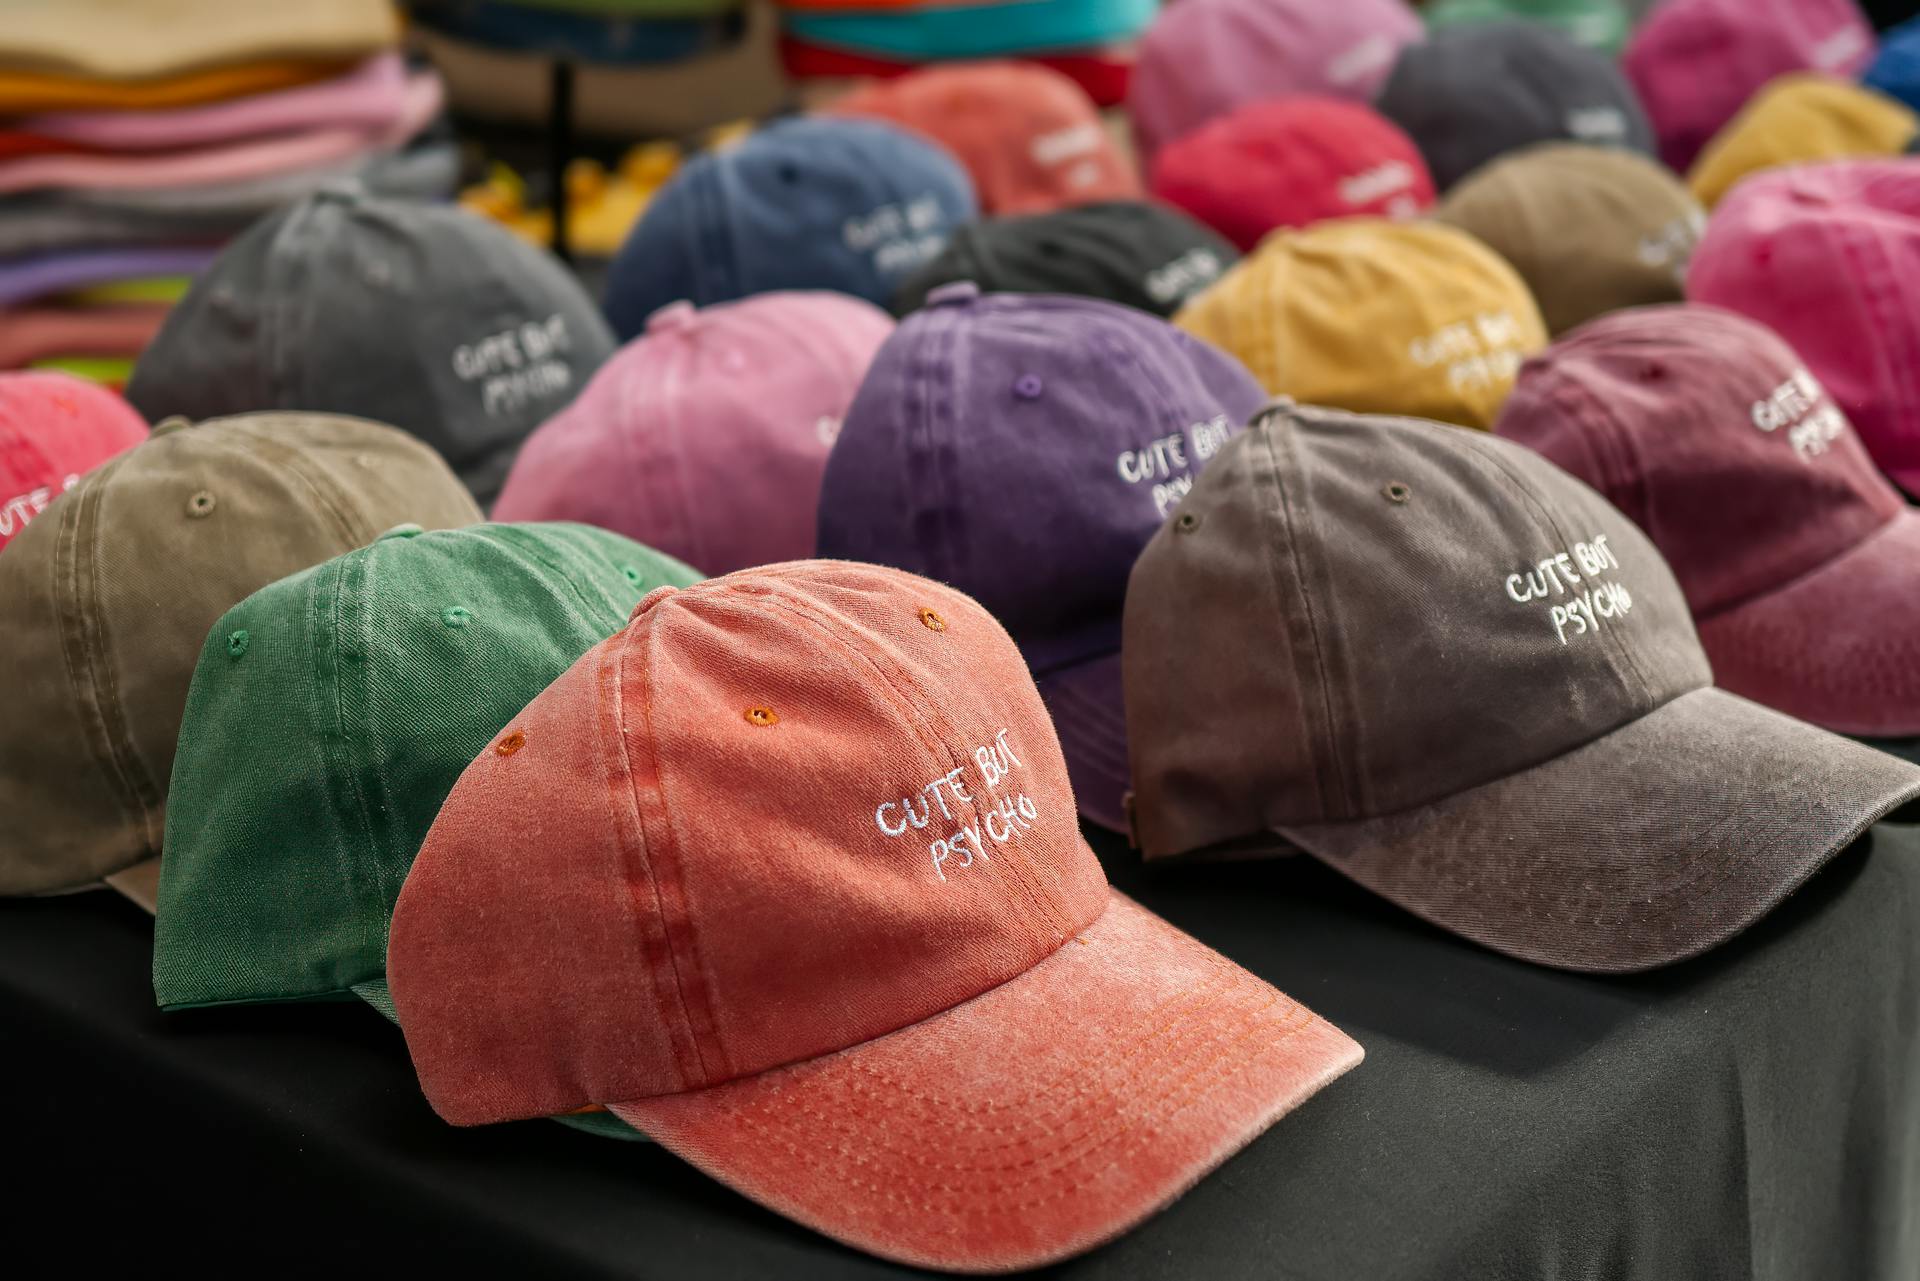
[0,412,480,906]
[1122,399,1920,973]
[1432,143,1705,337]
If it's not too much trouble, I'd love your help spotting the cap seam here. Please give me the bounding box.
[320,544,389,977]
[263,195,316,407]
[487,524,636,624]
[753,586,1079,942]
[911,304,966,586]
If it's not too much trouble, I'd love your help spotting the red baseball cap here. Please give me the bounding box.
[388,560,1362,1273]
[827,61,1140,215]
[1497,303,1920,738]
[0,371,146,550]
[1148,95,1435,251]
[1685,159,1920,500]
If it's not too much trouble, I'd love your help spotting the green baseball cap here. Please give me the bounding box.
[152,521,698,1136]
[1423,0,1631,54]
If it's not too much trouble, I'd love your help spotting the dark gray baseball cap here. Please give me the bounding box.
[125,183,616,506]
[1376,21,1655,190]
[1122,399,1920,973]
[891,200,1239,319]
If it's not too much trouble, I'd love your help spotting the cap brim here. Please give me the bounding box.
[1278,687,1920,974]
[610,890,1362,1274]
[1695,513,1920,737]
[1037,652,1132,833]
[102,857,162,914]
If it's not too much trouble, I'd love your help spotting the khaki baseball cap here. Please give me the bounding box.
[0,412,479,904]
[1122,400,1920,972]
[1688,73,1919,209]
[1173,218,1547,428]
[1433,143,1705,336]
[0,0,400,81]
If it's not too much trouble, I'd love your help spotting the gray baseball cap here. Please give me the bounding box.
[126,183,615,506]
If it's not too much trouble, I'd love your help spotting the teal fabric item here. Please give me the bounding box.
[780,0,1156,60]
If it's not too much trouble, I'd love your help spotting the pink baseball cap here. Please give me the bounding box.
[386,559,1363,1272]
[1624,0,1877,172]
[1685,159,1920,500]
[0,371,147,550]
[1148,96,1435,251]
[1128,0,1424,165]
[1497,303,1920,737]
[492,293,893,575]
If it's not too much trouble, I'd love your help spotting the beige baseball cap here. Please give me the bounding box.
[0,412,479,904]
[1434,143,1705,336]
[0,0,400,81]
[1173,218,1547,429]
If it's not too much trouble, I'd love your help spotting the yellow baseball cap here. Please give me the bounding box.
[1688,74,1918,210]
[1173,218,1546,429]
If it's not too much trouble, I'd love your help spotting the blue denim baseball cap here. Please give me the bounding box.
[602,116,977,339]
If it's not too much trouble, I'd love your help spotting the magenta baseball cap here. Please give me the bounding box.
[1497,303,1920,738]
[1128,0,1424,165]
[493,292,893,576]
[816,283,1268,832]
[1149,96,1436,251]
[1624,0,1877,171]
[1685,159,1920,500]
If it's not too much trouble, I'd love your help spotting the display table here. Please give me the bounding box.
[6,821,1920,1279]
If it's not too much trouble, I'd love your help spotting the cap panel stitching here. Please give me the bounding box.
[318,544,387,964]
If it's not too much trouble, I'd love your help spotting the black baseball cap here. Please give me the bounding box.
[126,183,616,506]
[891,199,1239,319]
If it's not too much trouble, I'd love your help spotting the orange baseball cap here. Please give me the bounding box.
[388,560,1362,1273]
[827,61,1140,215]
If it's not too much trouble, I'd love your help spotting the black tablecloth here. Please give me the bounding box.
[6,822,1920,1279]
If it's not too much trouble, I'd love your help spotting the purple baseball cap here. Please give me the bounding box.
[1128,0,1424,166]
[1624,0,1877,172]
[815,283,1267,832]
[1685,159,1920,500]
[494,292,894,576]
[1497,303,1920,738]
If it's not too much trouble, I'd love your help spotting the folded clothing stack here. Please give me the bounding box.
[774,0,1156,106]
[0,0,456,387]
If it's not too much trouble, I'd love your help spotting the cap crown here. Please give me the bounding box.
[1124,402,1708,858]
[1377,21,1654,189]
[153,522,698,1009]
[1686,159,1920,491]
[494,292,893,576]
[890,200,1237,318]
[1686,74,1917,210]
[1496,304,1905,620]
[124,187,616,505]
[1149,96,1435,252]
[388,561,1107,1124]
[1624,0,1876,170]
[831,61,1139,215]
[603,117,978,340]
[818,288,1267,671]
[1433,142,1703,336]
[1128,0,1423,162]
[0,413,480,895]
[0,371,147,549]
[1174,218,1547,428]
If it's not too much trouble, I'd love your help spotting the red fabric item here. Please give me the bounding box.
[780,34,1134,107]
[0,130,97,160]
[0,370,147,549]
[1149,96,1435,251]
[388,560,1362,1272]
[1497,302,1920,736]
[826,61,1139,214]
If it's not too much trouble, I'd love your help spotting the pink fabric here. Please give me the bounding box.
[0,371,147,549]
[0,68,441,195]
[1624,0,1876,172]
[14,54,411,152]
[1150,95,1434,251]
[0,302,169,368]
[387,560,1361,1271]
[493,293,893,577]
[1686,160,1920,499]
[1128,0,1423,165]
